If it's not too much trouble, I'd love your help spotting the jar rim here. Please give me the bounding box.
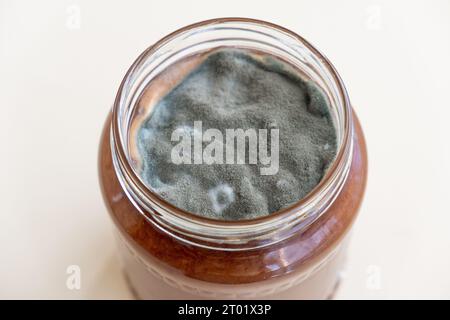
[111,17,353,249]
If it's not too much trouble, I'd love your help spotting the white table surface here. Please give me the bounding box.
[1,0,450,299]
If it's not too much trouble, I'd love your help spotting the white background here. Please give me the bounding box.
[1,0,450,299]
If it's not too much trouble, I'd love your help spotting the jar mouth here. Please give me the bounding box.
[111,18,353,250]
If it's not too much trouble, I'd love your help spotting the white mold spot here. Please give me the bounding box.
[208,183,235,214]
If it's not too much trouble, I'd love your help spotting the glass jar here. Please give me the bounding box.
[98,18,367,299]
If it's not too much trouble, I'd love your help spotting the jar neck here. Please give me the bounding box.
[110,18,353,251]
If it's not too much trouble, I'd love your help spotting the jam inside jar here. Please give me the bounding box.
[98,18,367,299]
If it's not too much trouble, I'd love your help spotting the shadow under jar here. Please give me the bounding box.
[98,18,367,299]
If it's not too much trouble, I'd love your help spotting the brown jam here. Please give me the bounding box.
[99,111,366,285]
